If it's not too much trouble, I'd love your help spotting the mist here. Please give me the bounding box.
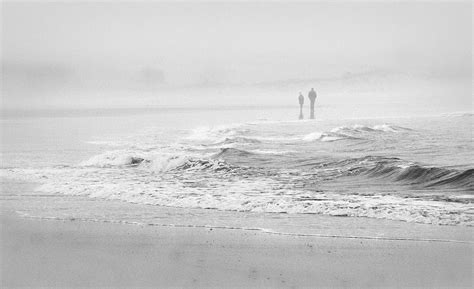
[1,1,472,111]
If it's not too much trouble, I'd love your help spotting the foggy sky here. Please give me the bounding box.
[1,1,472,109]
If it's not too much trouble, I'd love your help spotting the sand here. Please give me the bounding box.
[1,210,472,288]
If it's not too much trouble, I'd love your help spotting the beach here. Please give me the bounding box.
[2,207,472,288]
[2,2,472,287]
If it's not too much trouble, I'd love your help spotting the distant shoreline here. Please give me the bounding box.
[1,105,296,118]
[2,106,471,119]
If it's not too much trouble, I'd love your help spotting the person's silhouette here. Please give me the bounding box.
[308,88,317,119]
[298,92,304,119]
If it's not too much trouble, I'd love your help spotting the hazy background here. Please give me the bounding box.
[1,1,472,113]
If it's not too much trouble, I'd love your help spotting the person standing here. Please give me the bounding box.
[308,88,317,119]
[298,92,304,119]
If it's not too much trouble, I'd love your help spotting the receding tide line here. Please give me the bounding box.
[16,212,473,245]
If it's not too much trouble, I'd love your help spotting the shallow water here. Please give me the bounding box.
[1,107,473,230]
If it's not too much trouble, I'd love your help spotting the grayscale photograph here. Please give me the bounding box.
[1,0,472,288]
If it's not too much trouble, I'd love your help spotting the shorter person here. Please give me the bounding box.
[298,92,304,119]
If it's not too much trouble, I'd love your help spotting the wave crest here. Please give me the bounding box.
[331,124,411,134]
[362,162,474,191]
[302,124,411,143]
[303,131,361,142]
[213,136,261,146]
[79,151,146,167]
[186,124,249,143]
[79,150,238,173]
[213,148,255,159]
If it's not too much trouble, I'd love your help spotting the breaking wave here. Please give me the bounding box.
[213,147,255,158]
[331,124,412,134]
[183,123,412,146]
[309,155,474,193]
[302,131,361,142]
[212,136,262,146]
[79,148,473,193]
[302,124,411,142]
[185,124,249,143]
[363,163,474,191]
[80,151,147,167]
[79,150,238,173]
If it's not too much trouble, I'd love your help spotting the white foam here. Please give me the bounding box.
[78,149,216,173]
[148,155,189,172]
[372,124,397,132]
[79,151,143,167]
[185,123,245,143]
[331,124,402,134]
[302,132,323,141]
[302,132,348,142]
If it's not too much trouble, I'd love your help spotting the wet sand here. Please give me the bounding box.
[1,211,472,288]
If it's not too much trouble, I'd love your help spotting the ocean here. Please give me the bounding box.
[1,106,473,240]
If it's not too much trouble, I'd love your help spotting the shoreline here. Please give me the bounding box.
[3,178,472,242]
[2,210,472,288]
[14,213,474,245]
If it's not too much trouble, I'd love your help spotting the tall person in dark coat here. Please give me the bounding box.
[298,92,304,119]
[308,88,317,119]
